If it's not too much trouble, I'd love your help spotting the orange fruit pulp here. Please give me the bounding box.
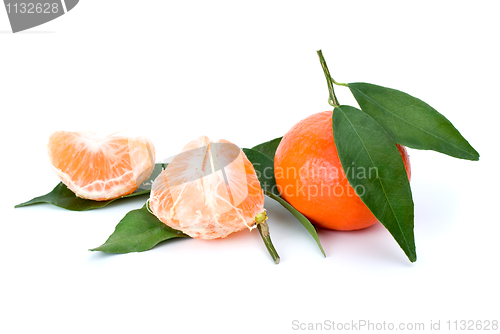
[274,110,411,231]
[48,131,155,201]
[149,136,265,239]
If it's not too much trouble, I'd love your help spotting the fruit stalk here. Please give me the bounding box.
[317,49,340,107]
[255,211,280,264]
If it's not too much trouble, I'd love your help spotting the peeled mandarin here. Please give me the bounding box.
[149,136,264,239]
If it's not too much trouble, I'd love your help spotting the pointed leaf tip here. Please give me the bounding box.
[251,137,283,161]
[265,191,326,257]
[91,204,189,254]
[14,163,166,211]
[333,105,416,262]
[348,82,479,161]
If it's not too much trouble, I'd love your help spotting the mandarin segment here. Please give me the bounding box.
[274,111,411,231]
[149,136,264,239]
[47,131,155,201]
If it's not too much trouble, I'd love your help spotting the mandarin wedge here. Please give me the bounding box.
[48,131,155,201]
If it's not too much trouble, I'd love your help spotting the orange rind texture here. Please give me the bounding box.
[274,111,411,231]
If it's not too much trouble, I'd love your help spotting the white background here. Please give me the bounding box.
[1,1,499,333]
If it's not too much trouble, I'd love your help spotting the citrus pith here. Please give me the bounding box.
[47,131,155,201]
[149,136,264,239]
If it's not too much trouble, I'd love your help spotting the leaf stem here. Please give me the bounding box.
[255,211,280,264]
[317,50,340,107]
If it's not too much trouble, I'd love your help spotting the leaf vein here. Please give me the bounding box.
[336,107,411,250]
[351,86,473,157]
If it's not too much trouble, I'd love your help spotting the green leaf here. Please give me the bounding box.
[242,148,279,196]
[14,182,148,211]
[333,105,416,262]
[15,163,166,211]
[243,147,325,257]
[90,203,189,253]
[265,191,326,257]
[251,137,282,161]
[348,82,479,161]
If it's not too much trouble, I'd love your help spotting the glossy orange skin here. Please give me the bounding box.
[274,111,411,231]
